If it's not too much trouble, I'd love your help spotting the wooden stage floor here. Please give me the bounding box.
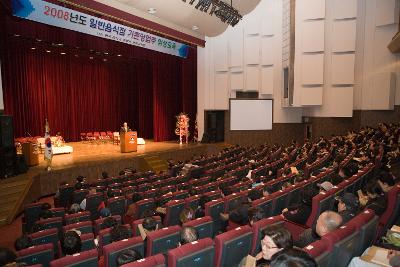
[31,140,210,171]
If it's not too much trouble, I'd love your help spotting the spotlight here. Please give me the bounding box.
[148,7,157,14]
[117,54,122,57]
[89,56,94,60]
[46,50,51,53]
[60,52,66,55]
[31,47,36,50]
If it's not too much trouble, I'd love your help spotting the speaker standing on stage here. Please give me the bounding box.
[120,122,131,133]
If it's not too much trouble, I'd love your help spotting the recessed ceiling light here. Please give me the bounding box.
[104,52,108,55]
[46,50,51,53]
[192,25,199,31]
[103,58,107,62]
[89,56,94,60]
[36,38,42,42]
[31,47,36,50]
[148,7,157,14]
[60,52,66,55]
[117,54,122,57]
[13,34,20,37]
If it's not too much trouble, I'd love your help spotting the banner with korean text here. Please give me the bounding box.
[12,0,190,58]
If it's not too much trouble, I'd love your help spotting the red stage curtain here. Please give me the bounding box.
[0,10,197,142]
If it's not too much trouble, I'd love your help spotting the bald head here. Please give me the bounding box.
[316,211,342,237]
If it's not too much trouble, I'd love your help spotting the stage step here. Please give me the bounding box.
[0,176,33,227]
[141,155,168,173]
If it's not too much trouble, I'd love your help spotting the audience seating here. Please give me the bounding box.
[65,211,91,225]
[167,238,214,267]
[94,215,121,235]
[63,221,93,234]
[103,236,144,267]
[182,216,213,239]
[29,228,59,257]
[85,193,105,220]
[304,239,331,267]
[164,199,186,226]
[16,243,54,267]
[24,202,43,231]
[49,249,98,267]
[146,225,181,256]
[214,225,253,267]
[184,195,200,210]
[121,254,165,267]
[98,225,132,254]
[223,193,244,213]
[135,199,156,219]
[72,189,89,205]
[39,217,63,232]
[251,197,273,218]
[376,183,400,239]
[107,196,126,217]
[205,199,225,235]
[50,208,65,218]
[55,184,74,208]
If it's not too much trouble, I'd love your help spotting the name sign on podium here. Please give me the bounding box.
[120,131,137,153]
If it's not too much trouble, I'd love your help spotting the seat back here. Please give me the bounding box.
[250,216,284,255]
[167,238,214,267]
[185,195,200,210]
[49,249,98,267]
[121,254,165,267]
[63,221,93,234]
[29,229,59,257]
[164,200,186,226]
[107,196,126,217]
[146,225,181,256]
[303,240,331,267]
[205,199,225,234]
[50,208,65,218]
[136,199,156,219]
[183,216,213,239]
[346,209,378,255]
[272,190,290,216]
[214,225,253,267]
[17,243,54,267]
[251,197,273,218]
[86,193,104,220]
[39,217,63,232]
[223,193,244,213]
[321,225,358,267]
[306,192,332,228]
[65,211,91,225]
[103,236,144,267]
[94,215,121,234]
[132,216,162,236]
[377,184,400,237]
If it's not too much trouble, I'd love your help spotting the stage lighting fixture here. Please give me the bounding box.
[182,0,242,27]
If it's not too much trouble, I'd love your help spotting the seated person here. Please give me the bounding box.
[358,181,386,216]
[69,203,81,214]
[255,225,293,267]
[377,171,396,193]
[138,216,158,241]
[116,249,143,266]
[125,193,144,223]
[295,211,342,248]
[179,226,199,246]
[14,235,33,251]
[195,195,209,218]
[62,231,82,255]
[336,193,359,223]
[248,207,266,227]
[110,225,131,242]
[269,248,318,267]
[102,216,118,230]
[282,186,318,225]
[0,247,18,267]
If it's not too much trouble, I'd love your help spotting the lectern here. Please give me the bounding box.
[22,142,39,166]
[120,131,137,153]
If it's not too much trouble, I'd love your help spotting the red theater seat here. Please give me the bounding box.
[103,236,144,267]
[167,238,214,267]
[164,199,186,226]
[16,243,54,267]
[182,216,213,239]
[131,216,162,236]
[121,254,165,267]
[250,216,284,256]
[65,211,91,225]
[214,226,253,267]
[49,249,98,267]
[146,225,181,256]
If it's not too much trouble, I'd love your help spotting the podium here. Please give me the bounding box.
[22,142,39,166]
[120,131,137,153]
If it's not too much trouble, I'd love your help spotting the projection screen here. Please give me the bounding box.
[230,99,273,130]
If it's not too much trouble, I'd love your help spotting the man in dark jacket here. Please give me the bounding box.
[337,193,359,223]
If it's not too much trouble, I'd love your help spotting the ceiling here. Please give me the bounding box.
[94,0,261,39]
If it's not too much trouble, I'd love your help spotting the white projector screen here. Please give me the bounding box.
[230,99,273,130]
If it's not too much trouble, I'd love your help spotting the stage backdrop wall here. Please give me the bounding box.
[0,7,197,142]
